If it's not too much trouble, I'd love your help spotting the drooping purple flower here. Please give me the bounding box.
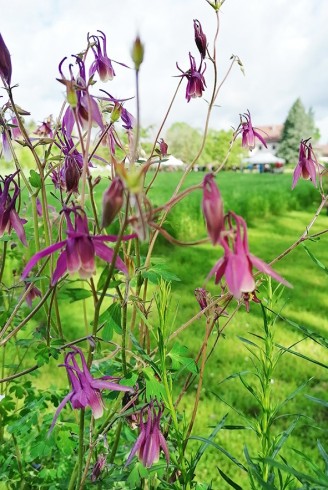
[91,454,107,482]
[0,172,27,246]
[57,56,104,135]
[0,33,12,85]
[51,127,84,193]
[49,347,133,433]
[292,139,322,189]
[193,19,207,59]
[35,117,53,138]
[126,401,169,468]
[208,212,291,299]
[240,110,267,151]
[176,53,206,102]
[100,91,135,130]
[102,176,124,228]
[89,30,115,82]
[21,206,136,285]
[24,282,42,308]
[202,174,224,245]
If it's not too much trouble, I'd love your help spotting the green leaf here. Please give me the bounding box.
[58,287,93,303]
[142,262,181,284]
[317,441,328,476]
[271,416,300,459]
[217,467,243,489]
[100,302,122,341]
[29,169,42,188]
[167,344,198,374]
[244,446,276,489]
[302,243,328,274]
[143,367,165,402]
[305,395,328,408]
[190,436,247,471]
[192,413,229,471]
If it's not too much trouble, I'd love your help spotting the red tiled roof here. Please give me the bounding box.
[256,124,283,143]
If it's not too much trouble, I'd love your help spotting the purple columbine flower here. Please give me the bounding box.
[89,30,115,82]
[208,212,291,299]
[52,128,84,193]
[91,454,107,482]
[0,33,12,85]
[21,206,135,285]
[202,174,224,245]
[176,53,206,102]
[240,110,267,151]
[24,282,42,308]
[35,117,53,138]
[126,401,169,468]
[0,172,27,246]
[193,19,207,59]
[49,347,133,433]
[58,56,104,136]
[292,138,322,189]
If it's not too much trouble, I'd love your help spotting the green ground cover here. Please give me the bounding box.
[3,170,328,488]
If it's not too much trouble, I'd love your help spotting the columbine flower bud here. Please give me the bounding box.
[193,20,207,59]
[0,33,12,85]
[158,138,168,157]
[194,288,208,310]
[110,102,122,123]
[131,36,144,71]
[102,177,124,227]
[202,174,224,245]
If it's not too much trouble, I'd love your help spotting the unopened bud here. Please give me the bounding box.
[193,20,207,59]
[110,102,122,124]
[131,36,144,71]
[65,159,81,193]
[0,33,12,85]
[102,177,124,227]
[195,288,208,310]
[158,138,168,157]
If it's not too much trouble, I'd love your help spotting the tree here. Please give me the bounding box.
[165,122,204,164]
[277,98,320,164]
[166,123,245,168]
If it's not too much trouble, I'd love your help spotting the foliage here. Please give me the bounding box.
[277,98,319,164]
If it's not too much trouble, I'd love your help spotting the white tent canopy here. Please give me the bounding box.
[244,152,285,165]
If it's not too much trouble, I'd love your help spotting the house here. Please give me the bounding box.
[253,124,283,155]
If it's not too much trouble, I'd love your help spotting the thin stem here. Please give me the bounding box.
[76,409,85,489]
[0,241,7,283]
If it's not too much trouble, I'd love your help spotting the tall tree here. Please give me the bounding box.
[277,98,319,164]
[166,122,204,164]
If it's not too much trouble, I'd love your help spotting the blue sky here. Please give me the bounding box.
[2,0,328,142]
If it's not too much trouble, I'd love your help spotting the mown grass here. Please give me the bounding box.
[4,170,328,488]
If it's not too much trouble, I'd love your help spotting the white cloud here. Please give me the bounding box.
[1,0,328,141]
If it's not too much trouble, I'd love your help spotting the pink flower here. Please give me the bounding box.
[240,110,267,151]
[202,174,224,245]
[49,347,133,433]
[209,212,291,299]
[126,401,169,468]
[21,206,135,285]
[292,139,322,189]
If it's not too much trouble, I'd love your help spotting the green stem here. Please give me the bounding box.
[0,241,7,283]
[76,409,85,489]
[108,420,123,464]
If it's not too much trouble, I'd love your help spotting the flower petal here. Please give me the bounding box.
[51,251,68,285]
[21,240,66,279]
[249,254,292,288]
[48,391,73,435]
[94,242,127,274]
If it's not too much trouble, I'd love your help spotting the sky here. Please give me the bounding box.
[1,0,328,143]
